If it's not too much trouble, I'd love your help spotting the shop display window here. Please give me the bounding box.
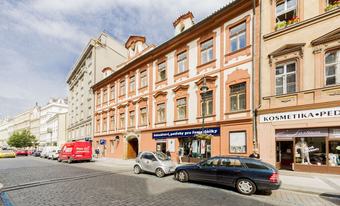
[329,141,340,167]
[156,142,167,154]
[229,132,247,154]
[295,137,326,165]
[179,138,211,159]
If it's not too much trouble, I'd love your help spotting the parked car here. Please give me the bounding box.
[41,146,55,158]
[0,150,16,158]
[133,151,176,177]
[48,149,60,160]
[174,156,281,195]
[32,150,42,157]
[58,141,92,163]
[15,149,29,156]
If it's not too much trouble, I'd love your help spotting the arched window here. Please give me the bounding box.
[325,50,340,86]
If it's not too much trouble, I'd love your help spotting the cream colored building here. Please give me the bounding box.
[46,112,67,147]
[66,32,127,142]
[258,1,340,174]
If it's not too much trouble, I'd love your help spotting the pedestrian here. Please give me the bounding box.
[249,148,260,159]
[95,148,100,158]
[178,147,184,164]
[166,150,171,159]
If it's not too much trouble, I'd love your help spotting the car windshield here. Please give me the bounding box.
[155,152,170,161]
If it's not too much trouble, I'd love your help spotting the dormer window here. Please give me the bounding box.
[276,0,297,23]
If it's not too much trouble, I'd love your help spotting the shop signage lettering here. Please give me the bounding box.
[152,127,220,139]
[260,107,340,123]
[275,128,329,139]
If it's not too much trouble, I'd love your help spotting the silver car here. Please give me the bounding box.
[133,151,176,177]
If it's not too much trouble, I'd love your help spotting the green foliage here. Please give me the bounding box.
[7,130,38,148]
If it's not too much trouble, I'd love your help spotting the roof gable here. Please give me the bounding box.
[311,28,340,46]
[268,43,305,58]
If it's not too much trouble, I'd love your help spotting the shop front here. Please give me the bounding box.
[152,127,220,163]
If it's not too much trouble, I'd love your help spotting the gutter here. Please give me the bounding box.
[251,0,258,150]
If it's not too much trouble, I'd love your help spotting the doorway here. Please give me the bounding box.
[276,141,293,170]
[127,138,139,159]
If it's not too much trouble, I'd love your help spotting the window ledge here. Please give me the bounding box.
[196,114,216,119]
[174,118,188,123]
[139,86,148,90]
[174,70,189,77]
[197,59,216,69]
[155,121,166,125]
[156,79,167,84]
[225,109,250,115]
[139,124,147,127]
[225,45,251,57]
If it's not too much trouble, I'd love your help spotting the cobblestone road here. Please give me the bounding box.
[0,157,339,206]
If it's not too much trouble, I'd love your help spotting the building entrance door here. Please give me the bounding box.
[276,141,293,170]
[127,138,139,159]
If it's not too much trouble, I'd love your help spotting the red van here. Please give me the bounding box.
[58,141,92,163]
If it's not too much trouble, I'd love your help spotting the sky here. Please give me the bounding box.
[0,0,231,118]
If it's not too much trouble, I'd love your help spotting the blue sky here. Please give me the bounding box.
[0,0,230,117]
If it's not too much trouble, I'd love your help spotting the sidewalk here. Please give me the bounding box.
[91,157,135,169]
[279,170,340,197]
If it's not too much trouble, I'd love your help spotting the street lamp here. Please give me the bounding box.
[200,75,209,158]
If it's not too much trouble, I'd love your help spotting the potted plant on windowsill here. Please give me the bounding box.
[275,21,287,31]
[287,17,300,26]
[325,0,340,11]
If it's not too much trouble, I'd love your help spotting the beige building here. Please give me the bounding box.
[66,32,127,142]
[258,1,340,174]
[46,112,67,147]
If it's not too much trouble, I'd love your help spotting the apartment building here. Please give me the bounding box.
[46,112,67,147]
[258,0,340,174]
[92,0,260,161]
[66,32,127,142]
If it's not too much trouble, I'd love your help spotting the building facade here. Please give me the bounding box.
[92,0,260,162]
[39,98,68,146]
[258,0,340,174]
[66,32,127,142]
[46,112,68,147]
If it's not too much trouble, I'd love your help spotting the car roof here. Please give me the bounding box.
[212,156,262,161]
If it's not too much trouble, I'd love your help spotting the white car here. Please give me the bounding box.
[47,148,60,160]
[41,146,57,158]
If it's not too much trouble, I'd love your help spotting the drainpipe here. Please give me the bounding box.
[251,0,258,151]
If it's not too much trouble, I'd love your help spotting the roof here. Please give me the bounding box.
[311,27,340,46]
[173,11,194,27]
[125,36,146,49]
[92,0,255,91]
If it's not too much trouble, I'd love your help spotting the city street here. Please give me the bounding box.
[0,157,339,206]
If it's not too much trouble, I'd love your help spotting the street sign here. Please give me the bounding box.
[99,139,106,145]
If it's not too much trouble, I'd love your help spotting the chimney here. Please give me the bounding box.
[124,36,147,59]
[173,11,194,36]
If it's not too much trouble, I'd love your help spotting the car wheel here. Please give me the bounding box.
[57,158,62,162]
[67,158,73,164]
[134,165,142,174]
[155,168,165,178]
[236,178,256,195]
[177,170,188,182]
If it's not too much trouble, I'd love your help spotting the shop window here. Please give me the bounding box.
[102,117,107,132]
[276,0,297,23]
[220,158,243,168]
[176,98,187,120]
[229,132,247,154]
[129,75,135,92]
[103,89,107,103]
[179,138,211,159]
[295,137,326,165]
[120,80,126,96]
[201,90,213,116]
[156,142,167,154]
[119,113,125,129]
[129,111,135,127]
[200,38,213,64]
[140,70,148,88]
[230,83,246,112]
[230,22,246,53]
[96,92,101,105]
[177,52,187,73]
[325,50,340,86]
[156,103,166,123]
[275,61,296,95]
[158,62,166,81]
[140,107,147,126]
[329,141,340,166]
[110,85,115,100]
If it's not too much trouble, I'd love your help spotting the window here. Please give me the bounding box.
[220,158,243,168]
[329,141,340,167]
[129,75,135,92]
[157,103,166,123]
[177,52,187,73]
[110,85,115,100]
[129,111,135,127]
[119,113,125,129]
[230,132,247,154]
[295,137,326,165]
[110,114,115,130]
[176,98,187,120]
[200,38,213,64]
[102,116,107,132]
[201,90,213,116]
[140,70,148,88]
[230,83,246,111]
[230,22,246,52]
[96,92,101,105]
[158,62,166,81]
[142,153,156,161]
[96,118,100,132]
[200,157,220,167]
[103,89,107,103]
[140,107,147,125]
[120,80,126,96]
[276,0,297,23]
[244,161,268,170]
[325,50,340,86]
[275,62,296,95]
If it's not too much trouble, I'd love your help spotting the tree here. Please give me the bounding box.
[7,130,38,148]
